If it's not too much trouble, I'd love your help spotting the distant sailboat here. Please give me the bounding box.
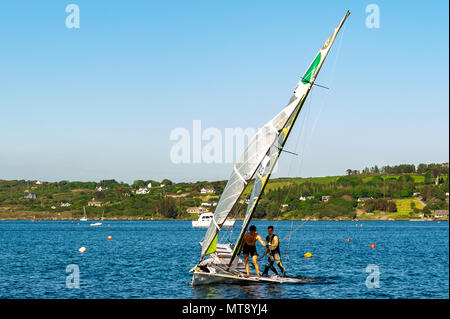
[80,206,88,221]
[190,11,350,286]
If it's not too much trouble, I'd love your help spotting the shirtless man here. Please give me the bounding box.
[241,225,266,277]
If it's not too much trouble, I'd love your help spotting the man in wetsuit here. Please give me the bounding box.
[262,226,286,277]
[241,225,266,277]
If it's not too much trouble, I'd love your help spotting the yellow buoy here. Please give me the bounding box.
[304,252,312,258]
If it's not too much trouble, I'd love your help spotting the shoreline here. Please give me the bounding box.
[0,217,447,222]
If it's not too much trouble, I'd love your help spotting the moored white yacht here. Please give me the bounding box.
[192,212,235,228]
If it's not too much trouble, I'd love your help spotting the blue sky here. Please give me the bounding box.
[0,1,448,183]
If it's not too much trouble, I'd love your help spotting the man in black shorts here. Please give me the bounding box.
[241,225,266,277]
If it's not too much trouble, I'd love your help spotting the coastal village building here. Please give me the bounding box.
[136,187,149,195]
[299,196,314,201]
[88,201,102,207]
[321,195,331,202]
[60,202,72,207]
[147,183,152,188]
[187,207,208,214]
[357,197,372,202]
[434,210,449,218]
[35,181,42,185]
[201,201,217,207]
[95,186,107,191]
[24,192,37,199]
[200,188,215,194]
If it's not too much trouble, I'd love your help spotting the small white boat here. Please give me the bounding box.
[90,222,102,227]
[90,210,104,226]
[192,212,235,228]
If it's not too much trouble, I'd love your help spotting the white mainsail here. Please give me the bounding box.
[200,11,350,261]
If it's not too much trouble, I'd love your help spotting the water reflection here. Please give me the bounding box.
[191,282,285,299]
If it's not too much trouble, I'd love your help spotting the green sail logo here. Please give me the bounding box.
[301,52,321,84]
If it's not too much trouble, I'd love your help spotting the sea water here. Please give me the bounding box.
[0,220,447,299]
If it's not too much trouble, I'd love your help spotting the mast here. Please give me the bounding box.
[199,11,350,262]
[228,11,350,267]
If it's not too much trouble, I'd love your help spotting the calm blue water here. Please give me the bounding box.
[0,220,447,299]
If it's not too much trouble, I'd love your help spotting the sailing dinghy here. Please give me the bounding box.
[190,11,350,286]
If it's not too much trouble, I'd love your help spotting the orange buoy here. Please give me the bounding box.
[108,236,112,240]
[370,244,376,248]
[304,252,312,258]
[346,238,351,242]
[78,246,87,253]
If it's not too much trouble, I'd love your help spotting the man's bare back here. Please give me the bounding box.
[243,232,264,246]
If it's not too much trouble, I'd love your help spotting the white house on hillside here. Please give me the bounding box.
[200,188,215,194]
[136,187,149,195]
[201,201,217,207]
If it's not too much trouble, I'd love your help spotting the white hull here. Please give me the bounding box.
[192,219,235,228]
[190,243,303,286]
[192,271,304,285]
[90,222,102,226]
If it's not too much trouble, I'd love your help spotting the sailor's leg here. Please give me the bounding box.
[274,253,286,277]
[262,262,271,276]
[252,255,260,277]
[264,255,278,276]
[243,253,250,277]
[262,257,273,277]
[269,261,279,276]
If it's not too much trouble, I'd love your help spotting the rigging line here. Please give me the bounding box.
[285,220,294,270]
[280,109,308,265]
[271,88,313,230]
[297,86,314,178]
[304,21,347,154]
[299,78,330,90]
[280,220,309,243]
[282,89,314,263]
[220,200,242,243]
[280,148,299,156]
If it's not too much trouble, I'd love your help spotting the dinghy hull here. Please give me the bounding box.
[192,271,307,286]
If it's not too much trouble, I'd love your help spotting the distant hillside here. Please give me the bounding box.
[0,163,448,220]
